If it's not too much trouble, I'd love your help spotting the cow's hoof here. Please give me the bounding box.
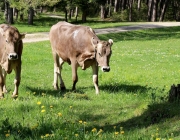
[61,87,66,90]
[0,96,4,99]
[12,94,18,99]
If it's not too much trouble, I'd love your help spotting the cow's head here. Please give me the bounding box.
[92,38,113,72]
[0,25,25,61]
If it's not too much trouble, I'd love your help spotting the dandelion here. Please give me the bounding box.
[37,101,41,105]
[33,92,36,95]
[70,106,72,109]
[75,134,79,137]
[156,138,160,140]
[120,131,124,134]
[41,109,46,113]
[42,93,46,96]
[97,129,103,135]
[41,106,45,109]
[58,112,62,117]
[41,135,44,139]
[5,133,10,137]
[45,134,50,137]
[79,120,83,124]
[92,128,97,132]
[115,132,119,135]
[50,105,53,108]
[84,121,87,125]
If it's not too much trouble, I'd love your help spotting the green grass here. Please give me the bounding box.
[1,27,180,139]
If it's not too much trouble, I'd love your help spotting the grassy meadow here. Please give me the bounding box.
[0,26,180,139]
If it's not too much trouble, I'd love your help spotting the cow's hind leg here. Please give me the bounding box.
[53,53,66,90]
[0,68,4,98]
[58,57,66,90]
[71,59,78,91]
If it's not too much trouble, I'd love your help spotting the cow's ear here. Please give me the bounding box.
[20,33,26,40]
[0,27,4,36]
[108,39,113,46]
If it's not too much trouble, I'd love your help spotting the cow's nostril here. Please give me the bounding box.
[8,53,18,60]
[102,67,110,72]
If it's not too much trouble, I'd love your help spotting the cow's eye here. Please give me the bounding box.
[99,53,102,57]
[6,39,8,43]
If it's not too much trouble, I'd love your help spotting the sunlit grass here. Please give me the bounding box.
[0,27,180,139]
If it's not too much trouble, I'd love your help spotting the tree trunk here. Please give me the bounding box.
[75,6,78,22]
[151,0,158,21]
[108,0,112,17]
[159,0,169,21]
[147,0,152,21]
[137,0,141,11]
[82,10,87,22]
[8,6,14,24]
[65,10,68,22]
[28,7,34,25]
[100,5,105,19]
[129,0,133,21]
[4,1,8,23]
[114,0,119,12]
[14,8,18,20]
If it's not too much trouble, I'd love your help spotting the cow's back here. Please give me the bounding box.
[49,21,99,63]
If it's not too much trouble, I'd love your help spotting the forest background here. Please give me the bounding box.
[0,0,180,25]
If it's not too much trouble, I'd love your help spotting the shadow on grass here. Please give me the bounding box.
[99,83,151,94]
[83,101,180,138]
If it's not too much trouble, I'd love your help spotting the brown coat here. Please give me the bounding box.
[0,24,25,98]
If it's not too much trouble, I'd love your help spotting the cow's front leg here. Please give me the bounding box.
[2,69,7,93]
[12,65,21,98]
[0,68,4,98]
[92,62,99,94]
[71,60,78,91]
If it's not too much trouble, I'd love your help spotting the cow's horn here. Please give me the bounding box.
[108,39,113,45]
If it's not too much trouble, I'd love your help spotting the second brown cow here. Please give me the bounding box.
[49,21,113,94]
[0,24,25,98]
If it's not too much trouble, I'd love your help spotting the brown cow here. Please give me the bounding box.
[49,21,113,94]
[0,24,25,98]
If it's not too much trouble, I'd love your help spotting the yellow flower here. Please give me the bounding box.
[41,135,44,139]
[42,93,46,96]
[84,121,87,125]
[156,138,160,140]
[5,133,10,137]
[79,120,83,124]
[75,134,79,137]
[50,105,53,108]
[115,132,119,135]
[70,106,72,109]
[58,112,62,117]
[45,134,50,137]
[41,106,45,108]
[113,126,116,129]
[120,131,124,134]
[37,101,41,105]
[92,128,97,132]
[41,109,46,113]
